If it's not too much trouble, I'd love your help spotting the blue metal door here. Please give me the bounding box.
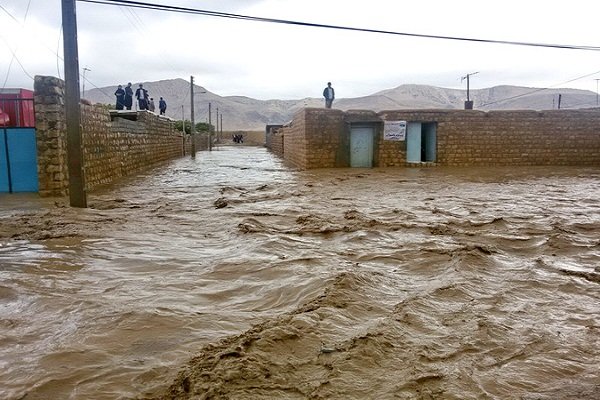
[350,126,374,167]
[0,129,9,192]
[406,122,422,162]
[0,128,38,193]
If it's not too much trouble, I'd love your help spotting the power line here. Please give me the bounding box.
[78,0,600,52]
[1,1,34,89]
[1,1,118,101]
[480,68,600,107]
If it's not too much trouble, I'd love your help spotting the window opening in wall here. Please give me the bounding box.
[407,122,437,163]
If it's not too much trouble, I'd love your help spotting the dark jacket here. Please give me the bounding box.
[124,86,133,107]
[135,88,148,100]
[114,88,125,101]
[323,86,335,100]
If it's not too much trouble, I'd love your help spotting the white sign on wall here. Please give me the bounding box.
[383,120,407,141]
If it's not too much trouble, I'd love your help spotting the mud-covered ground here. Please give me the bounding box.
[1,147,599,400]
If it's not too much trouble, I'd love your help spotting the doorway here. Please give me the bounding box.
[406,122,437,163]
[350,125,374,167]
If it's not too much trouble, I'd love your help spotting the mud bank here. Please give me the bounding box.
[0,147,598,399]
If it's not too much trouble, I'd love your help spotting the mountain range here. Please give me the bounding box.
[85,79,598,130]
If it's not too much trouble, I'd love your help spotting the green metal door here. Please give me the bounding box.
[350,126,374,167]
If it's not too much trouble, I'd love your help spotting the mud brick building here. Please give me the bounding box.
[267,108,600,169]
[34,76,185,197]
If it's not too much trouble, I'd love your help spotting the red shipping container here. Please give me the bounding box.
[0,88,35,128]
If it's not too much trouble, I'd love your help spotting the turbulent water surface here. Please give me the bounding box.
[0,146,599,400]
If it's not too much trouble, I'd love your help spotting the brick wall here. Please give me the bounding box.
[34,76,69,196]
[266,127,284,157]
[34,75,184,197]
[277,108,600,169]
[222,130,265,146]
[380,109,600,166]
[183,132,208,155]
[280,108,346,168]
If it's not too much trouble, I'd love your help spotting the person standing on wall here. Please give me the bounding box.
[148,97,156,113]
[159,97,167,115]
[124,82,134,110]
[114,85,125,110]
[135,83,148,110]
[323,82,335,108]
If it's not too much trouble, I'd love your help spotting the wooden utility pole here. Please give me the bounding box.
[220,113,223,139]
[208,102,212,151]
[461,71,478,109]
[180,104,185,156]
[190,76,196,158]
[61,0,87,207]
[215,107,219,143]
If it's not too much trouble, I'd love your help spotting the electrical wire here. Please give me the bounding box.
[1,1,33,90]
[75,0,600,113]
[560,98,598,109]
[480,68,600,107]
[78,0,600,52]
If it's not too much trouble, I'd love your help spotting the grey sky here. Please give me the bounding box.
[2,0,600,100]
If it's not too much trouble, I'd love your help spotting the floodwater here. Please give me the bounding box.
[0,146,599,400]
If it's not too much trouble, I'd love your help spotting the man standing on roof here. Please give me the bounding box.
[135,83,148,110]
[323,82,335,109]
[124,82,133,110]
[159,97,167,115]
[114,85,125,110]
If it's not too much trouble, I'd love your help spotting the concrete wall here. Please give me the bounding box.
[274,108,600,169]
[34,76,184,197]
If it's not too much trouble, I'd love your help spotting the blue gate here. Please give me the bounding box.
[0,127,38,193]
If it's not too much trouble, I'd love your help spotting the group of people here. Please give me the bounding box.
[114,82,167,115]
[232,134,244,143]
[115,81,334,115]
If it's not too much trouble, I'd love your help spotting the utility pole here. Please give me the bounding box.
[181,104,185,156]
[61,0,87,208]
[208,102,212,151]
[558,93,562,109]
[190,76,196,158]
[595,79,600,106]
[220,113,223,140]
[461,71,479,109]
[215,107,219,144]
[81,67,90,98]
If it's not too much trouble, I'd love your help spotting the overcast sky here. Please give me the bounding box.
[2,0,600,100]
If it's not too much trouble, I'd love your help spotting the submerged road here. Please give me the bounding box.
[0,147,599,399]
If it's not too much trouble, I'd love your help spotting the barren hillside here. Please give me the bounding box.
[86,80,597,130]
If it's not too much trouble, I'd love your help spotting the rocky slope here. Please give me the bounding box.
[85,79,597,130]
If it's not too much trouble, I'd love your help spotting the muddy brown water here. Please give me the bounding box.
[0,146,599,400]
